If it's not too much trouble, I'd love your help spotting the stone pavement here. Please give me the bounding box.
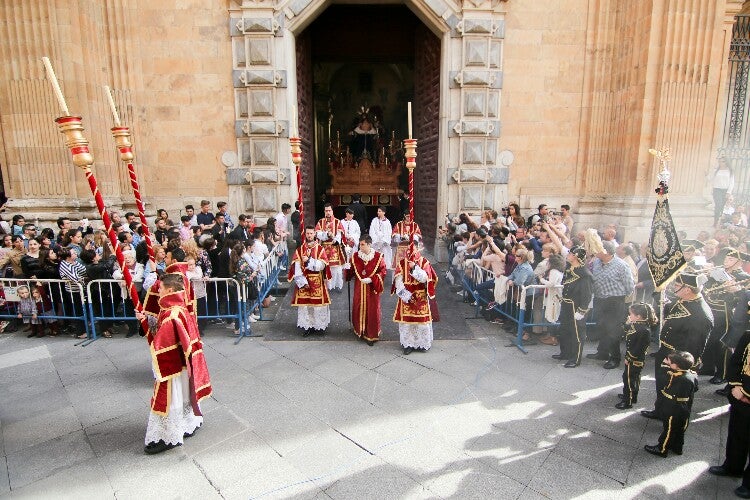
[0,280,739,499]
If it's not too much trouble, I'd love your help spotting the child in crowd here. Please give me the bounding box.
[16,285,42,338]
[32,286,57,336]
[644,350,698,457]
[616,302,657,409]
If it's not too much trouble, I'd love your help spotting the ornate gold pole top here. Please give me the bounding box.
[648,147,672,194]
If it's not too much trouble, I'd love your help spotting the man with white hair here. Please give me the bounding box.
[586,240,634,369]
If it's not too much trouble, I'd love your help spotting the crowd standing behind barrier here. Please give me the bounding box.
[0,201,292,346]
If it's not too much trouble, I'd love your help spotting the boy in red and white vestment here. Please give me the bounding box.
[392,245,438,354]
[315,203,347,291]
[344,234,387,345]
[289,226,332,335]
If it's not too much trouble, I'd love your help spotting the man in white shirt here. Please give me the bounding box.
[370,206,393,269]
[340,208,361,260]
[275,203,291,241]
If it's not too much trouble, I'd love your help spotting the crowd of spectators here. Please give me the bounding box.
[0,200,297,338]
[441,201,750,357]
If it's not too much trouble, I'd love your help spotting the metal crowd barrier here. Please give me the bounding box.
[6,247,290,346]
[460,262,599,354]
[86,277,245,343]
[235,242,289,344]
[0,278,89,344]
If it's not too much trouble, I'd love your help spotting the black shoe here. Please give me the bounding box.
[669,448,683,456]
[603,360,620,369]
[564,361,579,368]
[26,331,35,338]
[709,376,726,385]
[551,354,565,360]
[618,394,626,400]
[125,331,136,338]
[708,465,742,477]
[144,440,180,455]
[302,329,311,338]
[644,445,667,458]
[641,410,659,419]
[615,401,632,410]
[184,424,201,438]
[366,340,374,346]
[586,353,608,360]
[716,387,731,397]
[735,486,750,499]
[403,347,414,355]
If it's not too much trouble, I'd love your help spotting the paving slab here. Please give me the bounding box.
[0,457,113,500]
[6,430,95,490]
[0,456,8,496]
[323,457,430,499]
[527,451,626,499]
[2,406,81,454]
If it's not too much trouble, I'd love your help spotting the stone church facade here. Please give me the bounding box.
[0,0,745,254]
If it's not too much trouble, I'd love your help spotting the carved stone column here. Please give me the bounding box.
[447,1,510,219]
[577,0,737,240]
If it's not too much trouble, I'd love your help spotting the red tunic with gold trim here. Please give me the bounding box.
[141,262,196,319]
[345,250,387,341]
[392,221,422,267]
[288,241,332,306]
[148,290,212,416]
[391,253,438,324]
[315,217,347,267]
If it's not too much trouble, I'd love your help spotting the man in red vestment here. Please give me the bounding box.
[392,211,422,269]
[344,234,387,345]
[289,226,332,336]
[392,245,438,355]
[136,272,212,454]
[315,203,347,291]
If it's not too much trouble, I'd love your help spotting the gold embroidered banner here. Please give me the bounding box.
[647,197,686,291]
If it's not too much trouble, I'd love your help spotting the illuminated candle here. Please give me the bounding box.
[407,101,412,139]
[291,105,298,137]
[42,57,70,116]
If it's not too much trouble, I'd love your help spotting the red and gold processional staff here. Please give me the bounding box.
[404,102,417,254]
[103,85,156,265]
[41,57,148,335]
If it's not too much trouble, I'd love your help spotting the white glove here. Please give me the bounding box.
[343,262,352,270]
[361,277,372,284]
[574,312,585,321]
[393,235,401,244]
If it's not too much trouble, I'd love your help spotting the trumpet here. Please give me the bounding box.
[703,276,750,296]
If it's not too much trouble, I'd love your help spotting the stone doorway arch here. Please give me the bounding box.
[229,0,508,256]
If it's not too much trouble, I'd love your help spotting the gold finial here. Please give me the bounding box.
[648,147,672,187]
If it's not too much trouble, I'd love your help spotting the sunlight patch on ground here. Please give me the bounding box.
[691,404,729,423]
[564,383,622,406]
[573,462,709,499]
[605,409,641,422]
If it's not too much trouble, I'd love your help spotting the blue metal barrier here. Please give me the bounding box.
[460,264,598,354]
[0,278,90,344]
[236,242,289,343]
[87,277,245,342]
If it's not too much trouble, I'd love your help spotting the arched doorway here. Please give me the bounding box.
[295,5,441,249]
